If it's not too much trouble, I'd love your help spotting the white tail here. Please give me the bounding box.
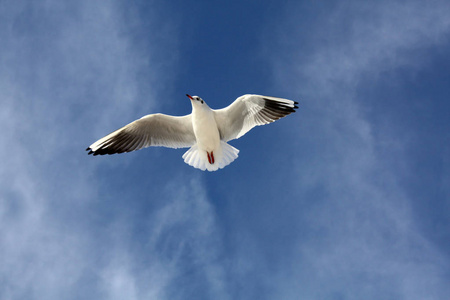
[182,141,239,171]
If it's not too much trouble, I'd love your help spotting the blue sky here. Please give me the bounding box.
[1,0,449,299]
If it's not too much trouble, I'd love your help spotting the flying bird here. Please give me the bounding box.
[86,94,298,171]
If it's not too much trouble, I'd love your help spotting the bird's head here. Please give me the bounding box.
[186,94,207,109]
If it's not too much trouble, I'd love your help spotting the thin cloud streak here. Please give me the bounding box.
[266,1,450,299]
[0,1,224,299]
[99,177,229,300]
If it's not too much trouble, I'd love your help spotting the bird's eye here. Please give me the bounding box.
[201,100,204,104]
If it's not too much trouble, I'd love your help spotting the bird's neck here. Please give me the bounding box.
[192,105,215,127]
[192,105,211,118]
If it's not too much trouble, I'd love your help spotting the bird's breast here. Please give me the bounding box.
[192,111,220,151]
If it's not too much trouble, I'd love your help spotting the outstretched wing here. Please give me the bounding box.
[213,94,298,142]
[86,113,195,155]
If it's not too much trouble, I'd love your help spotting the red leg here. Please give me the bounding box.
[207,152,212,164]
[207,151,215,164]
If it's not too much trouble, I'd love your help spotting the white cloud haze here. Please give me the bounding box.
[265,1,450,299]
[1,0,449,299]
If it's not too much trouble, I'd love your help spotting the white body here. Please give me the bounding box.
[192,102,220,153]
[183,98,239,171]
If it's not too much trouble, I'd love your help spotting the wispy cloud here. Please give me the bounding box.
[99,177,228,300]
[263,1,450,299]
[0,1,221,299]
[2,1,449,299]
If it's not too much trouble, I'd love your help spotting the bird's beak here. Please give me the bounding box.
[186,94,193,100]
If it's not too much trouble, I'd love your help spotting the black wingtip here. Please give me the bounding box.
[86,147,95,155]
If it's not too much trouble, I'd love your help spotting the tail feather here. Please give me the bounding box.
[218,141,239,169]
[182,141,239,171]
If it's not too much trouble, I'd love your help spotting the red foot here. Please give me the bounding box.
[207,151,215,164]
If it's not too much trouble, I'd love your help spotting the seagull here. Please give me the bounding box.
[86,94,298,171]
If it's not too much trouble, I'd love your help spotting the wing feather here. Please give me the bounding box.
[86,113,195,155]
[213,94,298,141]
